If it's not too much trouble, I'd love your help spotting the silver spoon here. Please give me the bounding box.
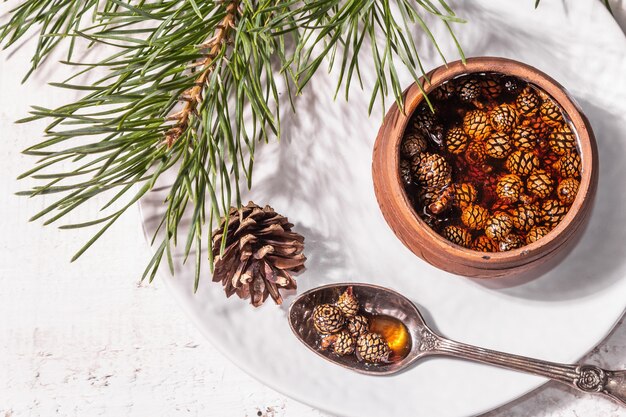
[288,283,626,406]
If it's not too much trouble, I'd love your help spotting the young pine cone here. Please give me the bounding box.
[515,87,540,117]
[553,151,582,178]
[502,76,523,95]
[445,127,470,155]
[465,140,487,167]
[489,103,518,133]
[540,99,564,127]
[313,304,345,334]
[484,212,513,240]
[356,332,392,363]
[211,202,305,307]
[401,131,428,158]
[485,132,513,159]
[412,106,438,132]
[332,331,356,356]
[336,287,359,318]
[472,235,499,252]
[527,170,554,199]
[442,225,472,248]
[452,183,477,209]
[496,174,523,203]
[542,199,569,229]
[511,204,539,232]
[432,80,456,101]
[461,204,490,230]
[523,116,551,140]
[548,125,577,155]
[458,77,482,104]
[557,178,580,205]
[347,315,369,339]
[512,126,538,151]
[505,150,540,177]
[481,75,502,100]
[414,153,452,190]
[399,159,412,186]
[498,234,524,252]
[526,226,551,244]
[463,110,491,140]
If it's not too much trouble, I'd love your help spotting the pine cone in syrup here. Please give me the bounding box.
[526,226,551,244]
[412,106,438,132]
[313,304,345,334]
[472,235,499,252]
[458,77,483,105]
[336,287,359,319]
[540,99,564,127]
[442,225,472,248]
[510,204,539,232]
[401,131,428,158]
[553,151,582,178]
[523,116,551,140]
[548,124,577,155]
[489,103,518,133]
[463,110,491,141]
[432,80,456,101]
[399,159,412,186]
[481,75,502,101]
[557,178,580,205]
[347,315,369,339]
[512,126,538,151]
[502,76,523,95]
[527,170,554,199]
[498,234,524,252]
[484,212,513,240]
[496,174,523,203]
[515,86,541,117]
[333,331,356,356]
[451,183,478,209]
[415,153,452,190]
[461,204,490,230]
[505,150,540,177]
[542,199,569,229]
[465,140,487,167]
[211,202,305,307]
[445,127,470,155]
[485,132,513,159]
[356,332,392,364]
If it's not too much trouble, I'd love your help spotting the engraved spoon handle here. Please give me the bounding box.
[431,335,626,406]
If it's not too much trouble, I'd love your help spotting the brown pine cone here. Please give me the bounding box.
[496,174,523,203]
[356,332,392,363]
[461,204,490,230]
[526,226,551,244]
[505,150,540,177]
[527,170,554,199]
[542,199,569,228]
[498,234,524,251]
[432,80,456,101]
[211,202,306,307]
[510,204,539,232]
[415,153,452,190]
[401,131,428,158]
[553,151,582,178]
[502,76,523,95]
[481,75,502,100]
[557,178,580,205]
[512,126,538,151]
[399,159,412,186]
[442,225,473,248]
[445,127,470,155]
[484,212,513,240]
[548,125,577,155]
[313,304,345,334]
[463,110,491,140]
[333,331,356,356]
[472,235,499,252]
[523,116,551,139]
[452,183,477,209]
[485,132,513,159]
[458,77,482,104]
[465,140,487,167]
[412,106,438,132]
[489,103,518,133]
[515,86,540,117]
[347,315,369,339]
[336,287,359,318]
[540,99,564,127]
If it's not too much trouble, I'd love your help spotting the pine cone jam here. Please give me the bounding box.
[399,72,582,252]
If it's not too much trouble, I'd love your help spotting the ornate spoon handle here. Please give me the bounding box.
[425,332,625,406]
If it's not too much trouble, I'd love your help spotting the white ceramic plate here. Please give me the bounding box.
[139,1,626,416]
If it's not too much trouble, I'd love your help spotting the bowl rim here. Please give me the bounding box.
[380,56,598,269]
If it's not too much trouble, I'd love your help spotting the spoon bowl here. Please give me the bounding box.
[288,283,626,405]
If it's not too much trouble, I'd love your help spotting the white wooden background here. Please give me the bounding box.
[1,2,626,416]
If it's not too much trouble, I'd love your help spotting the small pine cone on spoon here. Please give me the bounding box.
[211,202,306,307]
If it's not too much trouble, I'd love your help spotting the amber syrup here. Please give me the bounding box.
[367,314,411,362]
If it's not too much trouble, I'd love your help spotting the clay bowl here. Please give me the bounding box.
[372,57,598,279]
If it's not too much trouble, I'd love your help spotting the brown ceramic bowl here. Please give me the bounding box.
[372,57,598,278]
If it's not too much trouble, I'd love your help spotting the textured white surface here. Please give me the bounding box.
[1,1,626,417]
